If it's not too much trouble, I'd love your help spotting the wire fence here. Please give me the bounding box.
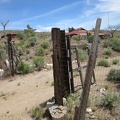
[72,43,120,120]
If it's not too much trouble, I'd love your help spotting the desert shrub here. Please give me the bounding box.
[17,61,30,74]
[112,59,119,65]
[80,40,88,46]
[104,85,109,90]
[18,49,23,56]
[0,49,6,60]
[25,56,29,61]
[103,40,110,48]
[87,35,94,43]
[24,25,36,38]
[26,49,30,54]
[106,38,120,52]
[0,45,3,49]
[24,42,31,48]
[48,97,55,102]
[104,47,112,56]
[35,48,45,56]
[97,59,110,67]
[18,40,25,46]
[104,55,109,59]
[29,40,35,47]
[31,107,43,119]
[33,56,44,71]
[79,49,88,62]
[72,35,82,41]
[107,69,120,82]
[100,93,119,110]
[41,41,49,49]
[28,37,36,47]
[17,32,25,40]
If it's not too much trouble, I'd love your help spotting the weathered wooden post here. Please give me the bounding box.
[52,28,63,105]
[75,47,84,88]
[76,18,102,120]
[60,30,70,97]
[66,36,74,93]
[7,34,14,76]
[52,28,71,105]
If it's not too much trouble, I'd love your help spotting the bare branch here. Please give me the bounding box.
[108,24,120,37]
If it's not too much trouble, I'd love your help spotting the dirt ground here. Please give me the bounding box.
[0,70,54,120]
[0,55,120,120]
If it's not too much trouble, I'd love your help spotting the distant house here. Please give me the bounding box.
[66,27,88,39]
[66,27,110,40]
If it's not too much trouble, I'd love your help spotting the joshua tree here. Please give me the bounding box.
[1,19,9,38]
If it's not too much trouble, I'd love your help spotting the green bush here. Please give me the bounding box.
[26,49,30,54]
[17,32,25,40]
[97,59,110,67]
[104,85,109,90]
[107,69,120,82]
[17,61,30,74]
[104,47,112,56]
[0,48,6,60]
[18,49,23,56]
[88,35,94,43]
[28,37,36,47]
[112,59,119,65]
[33,56,44,71]
[29,40,35,47]
[103,40,110,48]
[79,49,88,62]
[72,35,82,41]
[101,93,119,110]
[31,107,43,119]
[41,41,49,49]
[35,48,45,56]
[106,38,120,52]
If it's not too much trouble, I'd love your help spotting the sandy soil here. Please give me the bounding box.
[0,56,120,120]
[0,70,54,120]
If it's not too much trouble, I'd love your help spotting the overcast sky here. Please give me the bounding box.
[0,0,120,31]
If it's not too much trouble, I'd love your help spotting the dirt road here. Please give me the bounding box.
[0,70,54,120]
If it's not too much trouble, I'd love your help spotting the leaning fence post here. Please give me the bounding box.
[76,18,102,120]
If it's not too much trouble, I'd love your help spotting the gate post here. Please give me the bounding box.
[52,28,63,105]
[52,28,71,105]
[60,30,70,97]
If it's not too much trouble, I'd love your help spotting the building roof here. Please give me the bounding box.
[66,28,106,36]
[66,28,87,36]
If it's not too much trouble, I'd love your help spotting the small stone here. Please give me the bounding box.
[86,108,92,113]
[89,112,93,116]
[89,115,95,119]
[49,105,67,120]
[46,101,55,109]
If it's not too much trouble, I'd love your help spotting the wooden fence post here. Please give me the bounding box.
[76,18,102,120]
[52,28,63,105]
[66,36,74,93]
[7,34,14,76]
[60,30,70,97]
